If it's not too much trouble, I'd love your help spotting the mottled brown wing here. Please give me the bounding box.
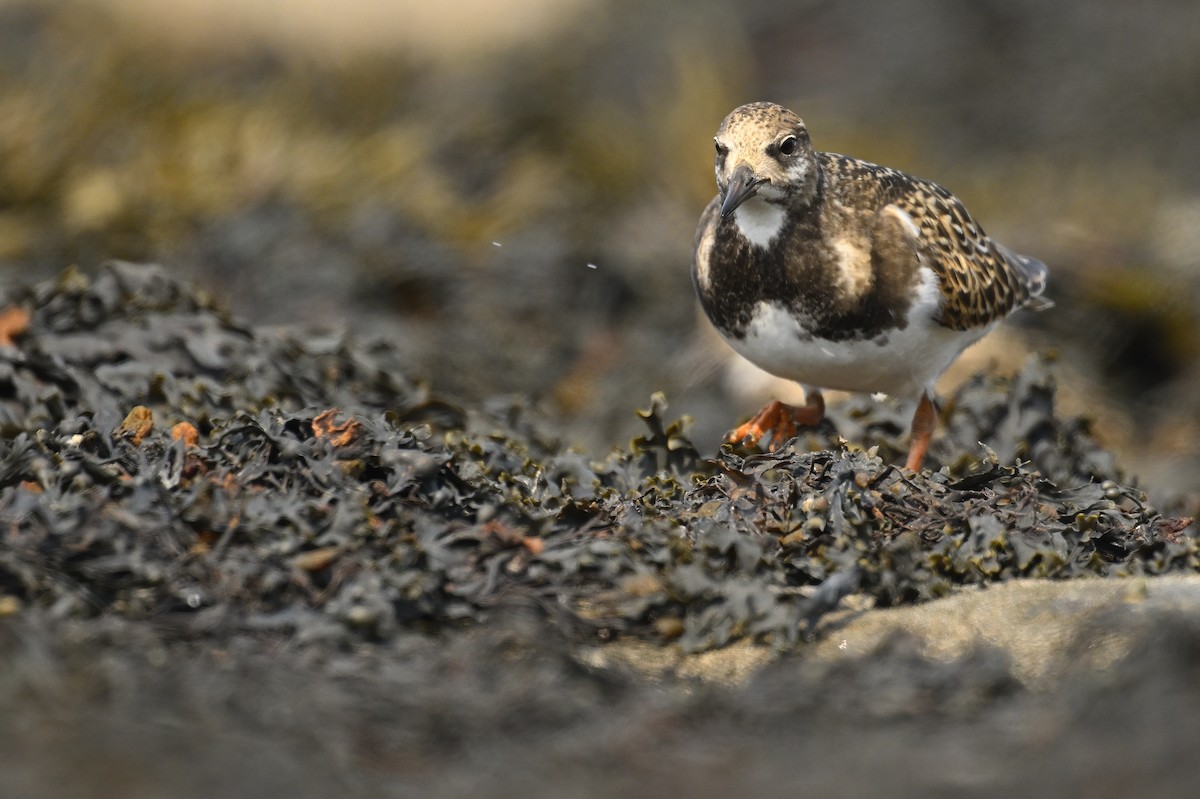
[890,176,1047,330]
[821,153,1049,331]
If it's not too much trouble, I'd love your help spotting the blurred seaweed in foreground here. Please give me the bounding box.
[0,264,1193,652]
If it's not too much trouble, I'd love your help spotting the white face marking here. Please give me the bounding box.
[785,159,809,188]
[756,183,787,202]
[732,196,786,249]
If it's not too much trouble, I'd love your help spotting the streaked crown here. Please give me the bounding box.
[713,102,819,207]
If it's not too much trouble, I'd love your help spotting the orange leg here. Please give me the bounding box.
[905,392,937,472]
[727,390,825,451]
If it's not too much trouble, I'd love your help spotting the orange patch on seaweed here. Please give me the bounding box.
[313,408,364,448]
[115,406,154,445]
[171,421,200,447]
[0,306,30,346]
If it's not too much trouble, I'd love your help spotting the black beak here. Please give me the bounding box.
[720,164,765,218]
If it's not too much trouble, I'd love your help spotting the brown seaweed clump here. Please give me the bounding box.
[0,263,1193,653]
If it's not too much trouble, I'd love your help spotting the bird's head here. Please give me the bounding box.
[713,102,819,218]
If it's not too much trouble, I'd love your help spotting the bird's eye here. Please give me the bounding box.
[778,136,798,156]
[714,140,728,157]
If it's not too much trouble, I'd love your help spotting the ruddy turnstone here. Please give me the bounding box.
[692,102,1051,470]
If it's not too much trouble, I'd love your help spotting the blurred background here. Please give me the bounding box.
[1,0,1198,500]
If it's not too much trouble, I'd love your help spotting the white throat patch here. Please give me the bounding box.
[733,198,786,249]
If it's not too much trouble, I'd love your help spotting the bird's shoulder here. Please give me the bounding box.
[818,152,1050,330]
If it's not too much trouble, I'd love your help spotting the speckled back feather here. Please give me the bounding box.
[821,153,1050,330]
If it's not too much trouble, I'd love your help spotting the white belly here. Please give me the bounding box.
[721,299,988,400]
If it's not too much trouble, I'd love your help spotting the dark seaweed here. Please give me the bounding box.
[0,263,1193,654]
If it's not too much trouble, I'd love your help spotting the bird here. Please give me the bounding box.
[692,102,1051,471]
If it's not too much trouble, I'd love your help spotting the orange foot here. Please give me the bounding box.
[726,392,826,451]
